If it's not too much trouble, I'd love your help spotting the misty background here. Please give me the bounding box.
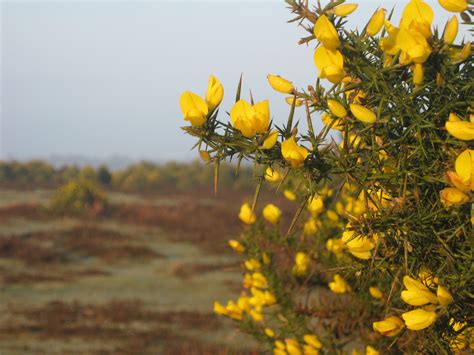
[0,0,464,167]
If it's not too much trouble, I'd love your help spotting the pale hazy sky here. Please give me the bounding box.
[0,0,465,162]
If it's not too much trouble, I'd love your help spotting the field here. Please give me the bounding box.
[0,188,291,354]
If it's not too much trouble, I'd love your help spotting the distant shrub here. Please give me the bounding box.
[49,180,107,217]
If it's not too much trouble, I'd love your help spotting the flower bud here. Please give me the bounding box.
[284,189,296,201]
[444,16,459,44]
[267,74,294,94]
[334,3,358,17]
[350,104,377,124]
[327,99,347,118]
[369,287,383,299]
[367,8,386,36]
[205,75,224,111]
[413,63,424,86]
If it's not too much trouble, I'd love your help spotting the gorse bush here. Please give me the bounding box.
[180,0,473,353]
[49,180,108,217]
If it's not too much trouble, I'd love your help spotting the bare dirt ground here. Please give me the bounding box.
[0,188,294,354]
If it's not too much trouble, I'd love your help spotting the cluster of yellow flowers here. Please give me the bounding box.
[441,112,474,207]
[214,254,277,323]
[180,0,472,352]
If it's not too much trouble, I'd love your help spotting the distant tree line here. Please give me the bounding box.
[0,160,255,192]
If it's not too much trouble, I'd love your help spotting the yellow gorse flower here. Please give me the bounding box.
[263,203,282,224]
[445,112,474,140]
[284,189,297,201]
[267,74,294,94]
[334,3,358,17]
[285,338,302,355]
[205,75,224,111]
[444,16,459,44]
[230,99,270,138]
[342,230,375,260]
[293,252,311,276]
[179,91,209,127]
[396,28,432,65]
[366,8,386,36]
[303,334,322,349]
[438,0,468,12]
[369,286,383,299]
[304,218,321,235]
[314,46,345,84]
[437,285,454,306]
[402,308,437,330]
[314,15,340,49]
[308,195,324,216]
[365,346,380,355]
[281,136,309,168]
[326,238,344,256]
[440,187,469,207]
[401,275,439,306]
[373,316,405,337]
[228,239,245,253]
[328,274,351,294]
[322,113,344,131]
[238,203,257,224]
[400,0,434,38]
[350,104,377,124]
[265,167,281,182]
